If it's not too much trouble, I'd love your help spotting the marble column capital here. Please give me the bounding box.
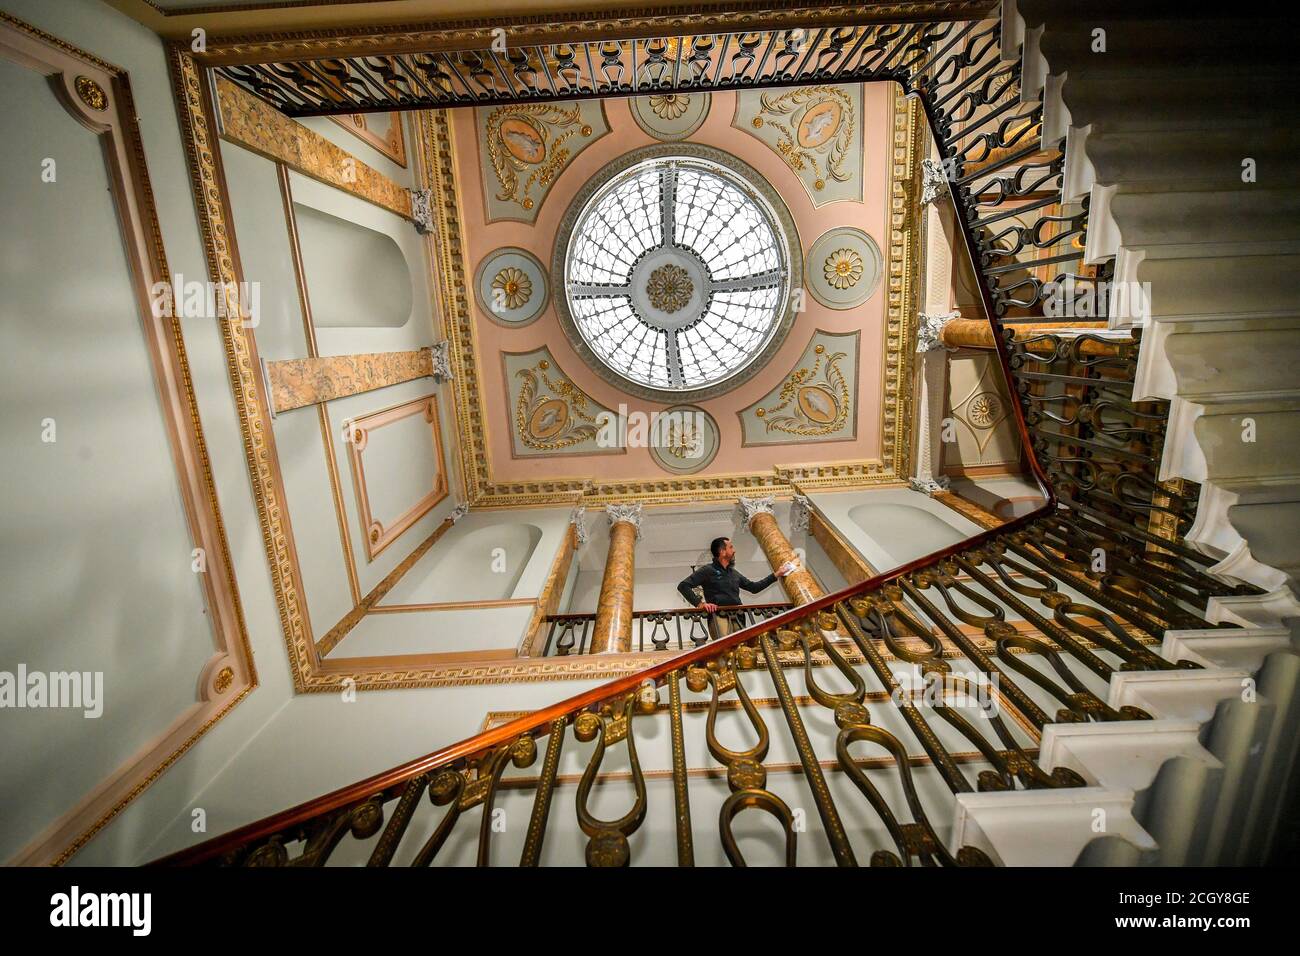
[409,187,434,234]
[570,505,588,546]
[920,157,951,206]
[605,502,643,540]
[917,310,962,353]
[909,476,951,497]
[790,494,812,534]
[737,495,776,529]
[430,340,453,384]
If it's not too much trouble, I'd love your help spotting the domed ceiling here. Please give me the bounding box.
[434,82,930,505]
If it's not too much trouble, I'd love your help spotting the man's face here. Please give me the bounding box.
[720,539,735,564]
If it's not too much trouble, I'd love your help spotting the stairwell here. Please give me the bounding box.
[155,4,1300,867]
[1002,0,1300,864]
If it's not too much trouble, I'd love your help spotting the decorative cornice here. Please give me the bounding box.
[189,3,1000,68]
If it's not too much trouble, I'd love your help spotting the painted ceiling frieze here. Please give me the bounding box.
[731,84,863,206]
[806,226,884,309]
[474,247,549,327]
[629,91,711,141]
[477,101,609,223]
[503,348,621,458]
[738,330,860,446]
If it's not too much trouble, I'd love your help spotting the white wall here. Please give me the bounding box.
[0,56,215,861]
[811,486,984,572]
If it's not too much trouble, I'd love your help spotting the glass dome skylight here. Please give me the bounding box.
[560,152,793,398]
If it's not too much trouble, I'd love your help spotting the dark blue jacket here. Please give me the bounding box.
[677,559,777,608]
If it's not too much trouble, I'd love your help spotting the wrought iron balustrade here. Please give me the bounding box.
[541,602,793,655]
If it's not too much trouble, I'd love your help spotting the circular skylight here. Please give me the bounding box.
[556,147,797,401]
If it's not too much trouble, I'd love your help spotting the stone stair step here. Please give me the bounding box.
[1108,668,1253,723]
[950,787,1155,866]
[1038,719,1221,792]
[1161,627,1292,672]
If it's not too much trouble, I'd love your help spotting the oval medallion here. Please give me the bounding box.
[798,100,842,149]
[500,118,545,164]
[797,384,839,424]
[529,398,569,439]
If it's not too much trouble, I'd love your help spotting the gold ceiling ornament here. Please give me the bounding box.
[754,85,854,190]
[823,248,864,289]
[485,103,589,211]
[663,418,702,460]
[515,361,600,451]
[491,266,533,310]
[967,392,1002,429]
[645,263,693,313]
[760,349,851,437]
[649,92,690,120]
[74,74,107,111]
[213,667,234,694]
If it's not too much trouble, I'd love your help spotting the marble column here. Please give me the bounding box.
[738,495,823,606]
[590,503,642,654]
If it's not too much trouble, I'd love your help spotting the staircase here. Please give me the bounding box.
[154,4,1299,867]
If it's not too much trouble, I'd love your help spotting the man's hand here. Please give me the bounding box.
[776,560,796,577]
[699,601,719,613]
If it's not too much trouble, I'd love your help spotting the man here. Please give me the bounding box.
[676,537,792,633]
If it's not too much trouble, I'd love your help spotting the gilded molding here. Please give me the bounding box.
[214,76,413,220]
[316,520,453,658]
[268,348,434,412]
[171,48,318,690]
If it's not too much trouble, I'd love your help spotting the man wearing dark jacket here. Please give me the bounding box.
[677,536,791,613]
